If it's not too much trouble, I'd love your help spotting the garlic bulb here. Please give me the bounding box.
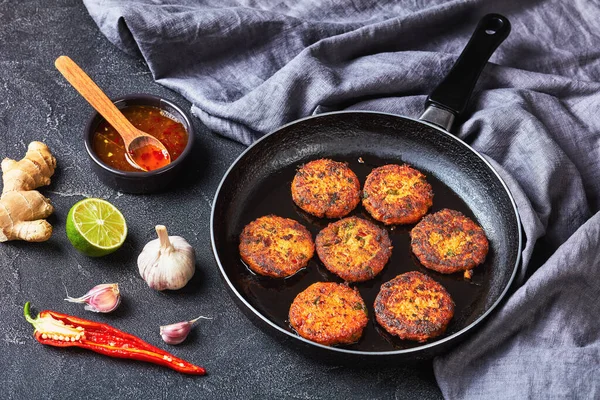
[138,225,195,290]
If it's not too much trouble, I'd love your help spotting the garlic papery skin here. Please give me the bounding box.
[64,283,121,313]
[160,316,211,345]
[138,225,196,291]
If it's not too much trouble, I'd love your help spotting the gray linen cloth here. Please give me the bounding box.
[83,0,600,398]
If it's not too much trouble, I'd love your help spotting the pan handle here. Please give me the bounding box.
[420,13,510,131]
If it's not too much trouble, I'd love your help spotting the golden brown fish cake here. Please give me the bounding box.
[410,208,489,275]
[239,215,315,278]
[315,216,392,282]
[362,164,433,225]
[291,159,361,218]
[289,282,368,346]
[374,271,454,342]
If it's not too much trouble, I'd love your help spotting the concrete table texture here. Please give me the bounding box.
[0,1,442,398]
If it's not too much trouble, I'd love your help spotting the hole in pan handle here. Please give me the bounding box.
[421,14,511,131]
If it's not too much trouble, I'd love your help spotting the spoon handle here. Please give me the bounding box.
[55,56,139,145]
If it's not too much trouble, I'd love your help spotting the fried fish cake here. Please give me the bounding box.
[292,159,361,219]
[410,208,489,275]
[315,216,392,282]
[239,215,315,278]
[374,271,454,342]
[289,282,368,346]
[362,164,433,225]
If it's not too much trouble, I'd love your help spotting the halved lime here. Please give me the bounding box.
[66,198,127,257]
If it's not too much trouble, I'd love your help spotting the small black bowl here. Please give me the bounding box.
[84,94,194,194]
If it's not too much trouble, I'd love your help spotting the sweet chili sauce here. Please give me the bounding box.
[92,105,188,172]
[129,144,170,171]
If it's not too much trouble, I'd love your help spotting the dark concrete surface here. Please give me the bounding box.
[0,1,442,398]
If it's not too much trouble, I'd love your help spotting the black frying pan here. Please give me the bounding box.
[210,14,521,360]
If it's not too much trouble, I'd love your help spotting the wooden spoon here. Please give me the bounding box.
[55,55,171,171]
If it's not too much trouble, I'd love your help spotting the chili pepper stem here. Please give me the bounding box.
[23,302,47,334]
[23,302,36,325]
[23,302,43,330]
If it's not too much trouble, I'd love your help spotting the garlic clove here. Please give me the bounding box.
[160,322,192,345]
[64,283,121,313]
[159,316,211,345]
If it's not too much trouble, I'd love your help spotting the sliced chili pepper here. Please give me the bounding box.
[23,302,205,375]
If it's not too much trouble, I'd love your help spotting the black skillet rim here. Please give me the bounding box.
[210,109,523,356]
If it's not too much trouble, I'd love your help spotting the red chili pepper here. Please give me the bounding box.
[23,302,205,375]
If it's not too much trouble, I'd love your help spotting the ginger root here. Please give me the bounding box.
[0,141,56,242]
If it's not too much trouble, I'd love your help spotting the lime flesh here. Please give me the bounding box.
[66,198,127,257]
